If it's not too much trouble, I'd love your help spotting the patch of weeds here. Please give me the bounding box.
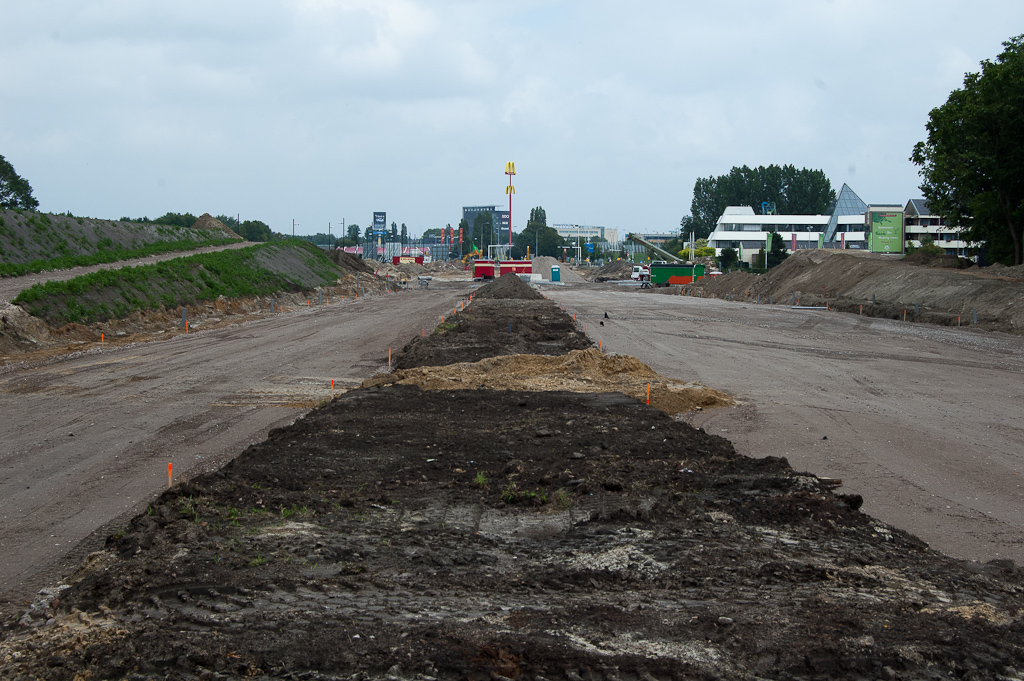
[280,504,308,520]
[112,527,127,540]
[554,488,575,510]
[249,555,268,567]
[179,495,200,522]
[475,471,488,485]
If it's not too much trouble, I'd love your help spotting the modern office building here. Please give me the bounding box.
[551,224,618,246]
[707,184,875,264]
[462,205,511,243]
[904,199,972,256]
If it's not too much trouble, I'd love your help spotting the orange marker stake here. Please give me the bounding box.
[185,321,189,334]
[331,379,335,397]
[168,463,173,488]
[647,383,651,405]
[584,323,587,332]
[422,329,425,337]
[388,348,392,369]
[101,332,104,345]
[600,341,603,351]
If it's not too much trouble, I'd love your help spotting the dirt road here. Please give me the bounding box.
[0,284,468,598]
[0,241,253,303]
[547,285,1024,565]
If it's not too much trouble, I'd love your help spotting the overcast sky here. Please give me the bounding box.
[1,1,1021,238]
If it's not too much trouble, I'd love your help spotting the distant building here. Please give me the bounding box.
[551,224,619,246]
[462,205,511,243]
[904,199,971,257]
[707,184,871,264]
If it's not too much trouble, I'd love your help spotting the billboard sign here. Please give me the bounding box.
[869,211,904,253]
[372,212,386,236]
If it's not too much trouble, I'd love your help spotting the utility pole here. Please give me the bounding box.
[292,219,296,237]
[328,222,331,248]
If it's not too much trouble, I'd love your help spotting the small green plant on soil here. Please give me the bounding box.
[554,488,575,509]
[433,321,458,335]
[280,504,308,520]
[475,471,488,485]
[249,555,268,567]
[179,495,200,522]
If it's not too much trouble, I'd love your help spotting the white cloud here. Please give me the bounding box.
[2,1,1023,233]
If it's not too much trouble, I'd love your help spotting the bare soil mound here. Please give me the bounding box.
[191,213,241,239]
[588,259,633,281]
[5,384,1022,680]
[329,249,376,276]
[366,348,733,415]
[473,272,544,300]
[393,299,591,369]
[683,250,1024,333]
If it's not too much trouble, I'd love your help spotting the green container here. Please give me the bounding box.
[650,263,705,286]
[551,265,560,282]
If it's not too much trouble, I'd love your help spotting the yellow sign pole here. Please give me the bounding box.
[505,162,516,249]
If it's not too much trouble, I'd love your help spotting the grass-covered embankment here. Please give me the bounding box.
[0,210,240,277]
[13,241,342,326]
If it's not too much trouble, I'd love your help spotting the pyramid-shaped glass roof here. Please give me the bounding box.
[823,184,867,242]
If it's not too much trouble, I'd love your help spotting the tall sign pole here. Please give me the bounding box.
[505,162,516,249]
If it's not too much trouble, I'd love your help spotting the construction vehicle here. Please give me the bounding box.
[626,233,683,263]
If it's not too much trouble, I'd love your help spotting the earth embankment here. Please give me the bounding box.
[681,249,1024,333]
[0,209,240,277]
[0,242,401,360]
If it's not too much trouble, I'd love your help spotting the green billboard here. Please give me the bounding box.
[869,211,904,253]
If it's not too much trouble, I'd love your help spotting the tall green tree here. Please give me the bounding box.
[911,34,1024,265]
[473,211,493,251]
[0,154,39,210]
[766,231,789,268]
[686,165,835,238]
[514,206,563,257]
[238,220,272,242]
[347,223,360,244]
[400,223,408,245]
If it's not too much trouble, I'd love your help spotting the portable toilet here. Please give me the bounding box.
[550,265,560,282]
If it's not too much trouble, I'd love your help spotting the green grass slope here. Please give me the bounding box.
[0,209,240,277]
[13,241,342,326]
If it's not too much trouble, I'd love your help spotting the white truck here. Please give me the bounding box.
[630,264,651,287]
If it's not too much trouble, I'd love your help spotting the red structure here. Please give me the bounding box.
[473,259,532,279]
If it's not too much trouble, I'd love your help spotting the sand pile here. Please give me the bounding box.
[532,256,587,282]
[472,272,543,300]
[366,347,733,415]
[191,213,241,239]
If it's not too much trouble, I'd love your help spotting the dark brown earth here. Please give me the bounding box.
[2,275,1023,680]
[393,275,590,370]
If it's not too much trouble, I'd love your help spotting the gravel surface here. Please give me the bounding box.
[547,286,1024,565]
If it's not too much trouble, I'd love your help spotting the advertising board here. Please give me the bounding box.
[869,211,904,254]
[373,212,386,236]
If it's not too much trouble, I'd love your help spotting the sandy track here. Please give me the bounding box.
[0,284,469,597]
[0,241,254,303]
[546,286,1024,565]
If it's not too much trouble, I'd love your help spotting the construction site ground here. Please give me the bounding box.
[0,260,1023,679]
